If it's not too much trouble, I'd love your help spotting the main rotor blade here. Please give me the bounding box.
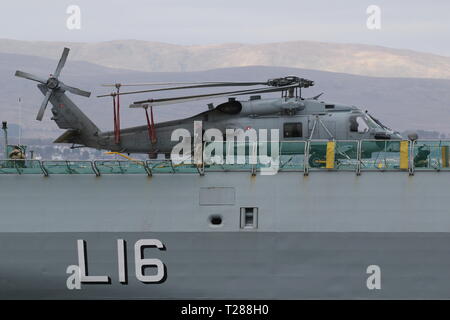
[130,83,300,108]
[97,82,267,98]
[54,47,70,78]
[14,71,46,84]
[36,90,52,121]
[60,83,91,97]
[101,81,267,87]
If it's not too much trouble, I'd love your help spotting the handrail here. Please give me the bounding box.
[0,139,449,176]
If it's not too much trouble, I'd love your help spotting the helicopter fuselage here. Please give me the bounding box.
[99,97,402,155]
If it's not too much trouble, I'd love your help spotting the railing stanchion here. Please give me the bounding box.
[356,140,362,176]
[92,161,100,176]
[144,160,152,176]
[409,140,415,175]
[304,140,310,176]
[38,160,48,177]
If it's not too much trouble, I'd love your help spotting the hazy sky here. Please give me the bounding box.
[1,0,449,56]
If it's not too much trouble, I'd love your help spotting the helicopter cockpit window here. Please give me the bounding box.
[350,116,369,133]
[367,113,391,130]
[283,122,303,138]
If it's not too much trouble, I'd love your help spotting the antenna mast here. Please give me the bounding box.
[2,121,8,159]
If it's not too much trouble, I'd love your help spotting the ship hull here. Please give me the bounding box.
[0,172,449,299]
[2,231,450,299]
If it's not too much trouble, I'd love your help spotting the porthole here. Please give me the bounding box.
[210,215,223,226]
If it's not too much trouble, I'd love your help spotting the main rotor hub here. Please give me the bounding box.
[267,76,314,88]
[46,77,59,89]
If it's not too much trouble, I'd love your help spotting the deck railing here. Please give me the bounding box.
[0,140,449,176]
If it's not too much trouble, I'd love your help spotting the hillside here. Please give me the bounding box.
[1,39,450,79]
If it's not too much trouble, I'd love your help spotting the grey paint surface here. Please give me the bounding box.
[0,171,449,299]
[0,172,448,232]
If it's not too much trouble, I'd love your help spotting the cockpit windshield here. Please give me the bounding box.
[363,114,380,129]
[366,113,391,130]
[350,112,390,133]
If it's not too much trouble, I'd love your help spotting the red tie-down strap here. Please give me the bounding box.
[144,106,157,144]
[112,93,121,144]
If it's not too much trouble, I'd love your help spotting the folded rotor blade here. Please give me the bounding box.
[97,82,267,98]
[60,83,91,97]
[15,71,46,84]
[130,83,300,108]
[54,47,70,78]
[36,90,53,121]
[101,81,267,87]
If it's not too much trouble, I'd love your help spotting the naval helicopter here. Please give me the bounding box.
[14,47,403,165]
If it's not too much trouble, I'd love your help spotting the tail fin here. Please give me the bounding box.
[15,47,90,121]
[15,47,104,149]
[38,84,102,148]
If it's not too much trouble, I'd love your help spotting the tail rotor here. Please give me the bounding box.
[15,47,91,121]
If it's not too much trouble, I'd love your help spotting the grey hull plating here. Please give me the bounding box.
[0,172,449,299]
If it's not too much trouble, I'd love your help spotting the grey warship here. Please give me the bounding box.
[1,48,450,299]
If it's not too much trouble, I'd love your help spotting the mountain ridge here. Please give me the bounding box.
[1,39,450,79]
